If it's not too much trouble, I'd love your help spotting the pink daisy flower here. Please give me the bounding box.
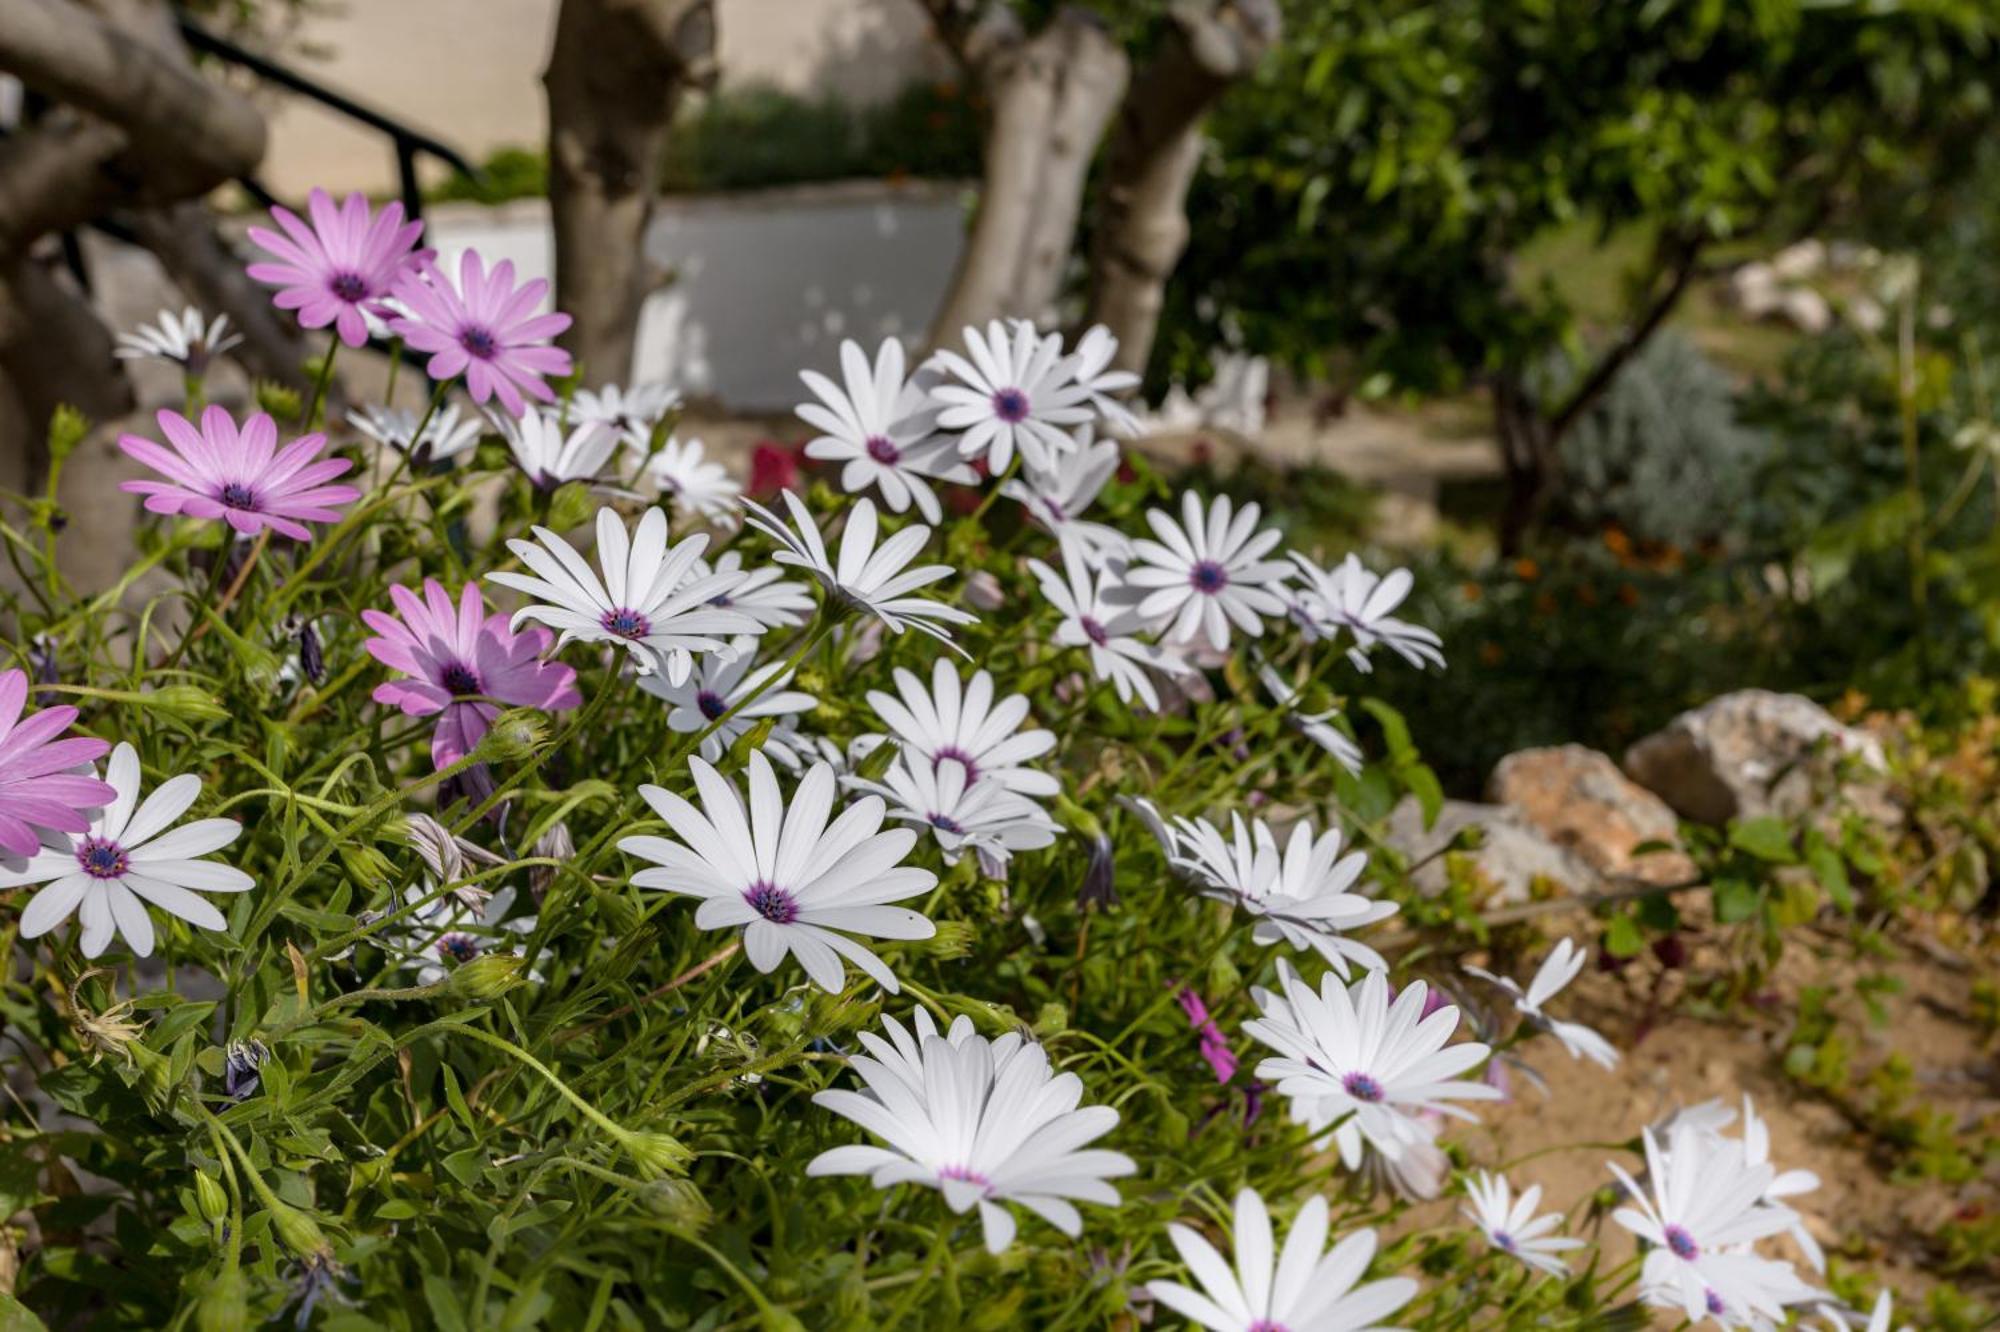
[362,580,581,779]
[0,669,114,861]
[390,252,573,418]
[118,407,361,542]
[245,188,426,347]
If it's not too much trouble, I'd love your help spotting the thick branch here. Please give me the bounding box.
[544,0,716,385]
[1010,14,1128,324]
[1547,232,1705,441]
[0,0,265,200]
[1083,0,1279,372]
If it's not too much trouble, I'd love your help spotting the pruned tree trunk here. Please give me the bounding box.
[544,0,716,388]
[1084,0,1279,374]
[125,202,313,390]
[923,6,1128,346]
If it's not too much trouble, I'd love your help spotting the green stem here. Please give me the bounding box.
[302,337,341,432]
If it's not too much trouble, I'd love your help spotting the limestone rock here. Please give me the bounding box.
[1622,690,1890,826]
[1384,798,1594,905]
[1487,745,1696,886]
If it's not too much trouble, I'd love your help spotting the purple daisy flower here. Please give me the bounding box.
[0,669,114,861]
[362,580,581,779]
[118,407,361,542]
[390,251,573,418]
[245,188,426,348]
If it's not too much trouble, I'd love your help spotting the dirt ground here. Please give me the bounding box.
[1438,922,1997,1311]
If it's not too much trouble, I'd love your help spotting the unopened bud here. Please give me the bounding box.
[529,821,574,901]
[447,953,526,999]
[639,1176,712,1227]
[619,1129,692,1180]
[927,919,976,961]
[267,1201,331,1262]
[194,1171,229,1227]
[141,685,229,724]
[194,1265,250,1332]
[961,570,1005,611]
[474,709,548,764]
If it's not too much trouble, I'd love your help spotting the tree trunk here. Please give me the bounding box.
[125,202,313,391]
[1492,369,1556,556]
[0,0,266,449]
[543,0,715,388]
[1083,0,1279,374]
[924,8,1127,345]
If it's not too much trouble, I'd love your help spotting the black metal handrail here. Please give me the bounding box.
[175,14,481,222]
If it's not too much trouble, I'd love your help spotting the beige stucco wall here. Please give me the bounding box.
[257,0,948,197]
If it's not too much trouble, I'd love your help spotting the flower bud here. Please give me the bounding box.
[529,821,574,901]
[194,1171,229,1228]
[194,1265,250,1332]
[927,919,976,961]
[619,1129,692,1180]
[545,479,597,532]
[474,709,548,764]
[962,570,1005,611]
[638,1177,711,1229]
[267,1201,331,1262]
[140,685,230,724]
[46,403,89,464]
[447,953,527,999]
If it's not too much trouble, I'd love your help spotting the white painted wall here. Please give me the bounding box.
[424,182,969,410]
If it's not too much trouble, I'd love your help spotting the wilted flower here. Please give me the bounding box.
[222,1038,271,1100]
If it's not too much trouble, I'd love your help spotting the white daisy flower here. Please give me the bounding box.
[1739,1095,1825,1272]
[1608,1122,1818,1327]
[691,549,814,630]
[1258,664,1363,776]
[1461,1171,1584,1277]
[1,742,251,958]
[999,428,1132,557]
[1826,1292,1909,1332]
[349,402,483,466]
[807,1007,1135,1253]
[1169,814,1398,976]
[498,408,619,491]
[1148,1188,1417,1332]
[799,338,976,524]
[1027,542,1185,711]
[850,753,1059,870]
[488,505,760,684]
[618,752,937,994]
[387,884,544,987]
[865,658,1058,798]
[1245,963,1500,1163]
[114,305,242,375]
[1123,491,1290,651]
[1289,553,1445,672]
[928,319,1093,474]
[637,635,818,767]
[743,491,976,653]
[571,381,680,453]
[1463,937,1619,1069]
[643,435,741,523]
[1066,325,1142,436]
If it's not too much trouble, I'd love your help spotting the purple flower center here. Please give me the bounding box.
[1664,1225,1700,1261]
[1491,1230,1518,1253]
[436,933,482,964]
[1247,1322,1291,1332]
[1705,1290,1727,1317]
[219,482,258,511]
[937,1163,991,1193]
[743,881,799,925]
[440,662,482,698]
[328,272,369,302]
[459,325,498,360]
[1080,615,1110,647]
[75,836,128,881]
[1038,496,1068,526]
[1190,560,1230,594]
[929,812,964,835]
[933,746,980,784]
[1341,1071,1386,1103]
[601,608,651,640]
[992,388,1030,423]
[865,435,901,464]
[696,690,728,721]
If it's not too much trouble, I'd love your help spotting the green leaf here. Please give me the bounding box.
[1713,877,1762,923]
[1801,830,1854,912]
[0,1293,49,1332]
[442,1064,474,1131]
[1728,817,1797,863]
[422,1275,472,1332]
[1604,913,1644,958]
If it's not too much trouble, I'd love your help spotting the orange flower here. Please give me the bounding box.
[1576,582,1600,607]
[1533,592,1558,617]
[1512,558,1540,581]
[1478,641,1505,666]
[1602,527,1632,558]
[1617,583,1640,607]
[1460,582,1483,603]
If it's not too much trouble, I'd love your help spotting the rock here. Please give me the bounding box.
[1383,798,1594,905]
[1622,689,1891,826]
[1487,745,1697,886]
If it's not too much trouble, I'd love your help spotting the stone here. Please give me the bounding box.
[1383,798,1594,905]
[1487,744,1697,886]
[1622,689,1891,826]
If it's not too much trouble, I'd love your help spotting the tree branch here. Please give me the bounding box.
[1546,230,1706,442]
